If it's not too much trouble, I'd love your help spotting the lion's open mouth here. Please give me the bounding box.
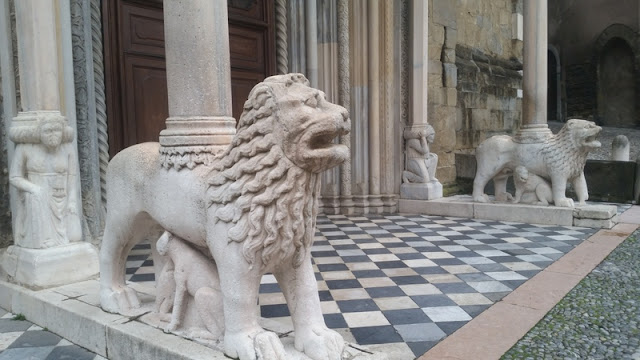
[582,129,602,148]
[295,120,351,172]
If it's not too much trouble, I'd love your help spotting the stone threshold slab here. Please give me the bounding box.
[418,221,639,360]
[0,279,391,360]
[399,195,618,228]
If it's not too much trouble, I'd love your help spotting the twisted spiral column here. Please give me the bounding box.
[91,0,108,206]
[275,0,288,74]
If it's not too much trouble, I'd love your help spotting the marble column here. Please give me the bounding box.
[338,0,355,214]
[514,0,552,143]
[158,0,236,169]
[400,0,442,200]
[2,0,98,288]
[305,0,318,87]
[367,0,384,212]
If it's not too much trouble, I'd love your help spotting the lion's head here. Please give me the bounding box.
[207,74,350,269]
[562,119,602,150]
[514,165,529,183]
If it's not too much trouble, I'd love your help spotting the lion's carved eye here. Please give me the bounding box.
[305,95,319,108]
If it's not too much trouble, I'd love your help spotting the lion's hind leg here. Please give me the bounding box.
[100,211,156,313]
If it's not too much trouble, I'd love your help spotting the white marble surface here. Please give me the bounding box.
[101,75,352,360]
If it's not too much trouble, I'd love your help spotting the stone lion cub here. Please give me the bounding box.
[512,166,553,205]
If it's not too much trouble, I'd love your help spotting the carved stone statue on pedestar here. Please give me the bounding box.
[402,125,438,184]
[473,119,601,207]
[9,114,82,248]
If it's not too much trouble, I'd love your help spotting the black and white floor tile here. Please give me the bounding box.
[124,213,597,357]
[0,309,104,360]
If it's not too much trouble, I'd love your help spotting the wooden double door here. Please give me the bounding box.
[103,0,276,157]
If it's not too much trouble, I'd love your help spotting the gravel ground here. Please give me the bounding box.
[502,229,640,360]
[549,121,640,161]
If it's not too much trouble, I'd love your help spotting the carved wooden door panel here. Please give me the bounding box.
[103,0,276,157]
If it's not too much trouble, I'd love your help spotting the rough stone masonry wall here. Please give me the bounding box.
[428,0,523,184]
[454,0,523,153]
[427,0,459,184]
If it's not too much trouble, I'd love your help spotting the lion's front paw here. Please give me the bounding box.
[225,330,286,360]
[555,198,575,208]
[495,192,513,203]
[100,285,140,313]
[295,326,345,360]
[473,194,490,203]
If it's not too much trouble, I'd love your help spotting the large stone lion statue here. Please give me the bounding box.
[100,74,350,360]
[472,119,601,207]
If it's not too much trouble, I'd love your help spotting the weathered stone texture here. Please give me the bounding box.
[455,0,521,60]
[455,44,522,151]
[427,0,523,184]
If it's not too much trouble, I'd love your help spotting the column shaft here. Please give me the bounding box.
[368,0,382,205]
[410,0,428,127]
[159,0,236,168]
[15,0,60,111]
[305,0,318,86]
[522,0,548,128]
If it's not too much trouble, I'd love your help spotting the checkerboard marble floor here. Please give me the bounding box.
[124,213,597,358]
[0,309,104,360]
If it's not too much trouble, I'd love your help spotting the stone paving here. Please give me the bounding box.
[127,213,597,358]
[503,229,640,360]
[0,309,104,360]
[0,208,635,359]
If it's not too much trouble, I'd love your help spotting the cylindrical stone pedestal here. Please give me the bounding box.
[158,0,237,169]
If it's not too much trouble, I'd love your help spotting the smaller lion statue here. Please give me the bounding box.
[473,119,601,207]
[512,166,553,205]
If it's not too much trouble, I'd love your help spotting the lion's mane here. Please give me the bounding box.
[540,121,591,181]
[207,76,320,269]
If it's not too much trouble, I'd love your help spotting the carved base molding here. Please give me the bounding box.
[0,242,99,290]
[320,194,397,215]
[158,145,227,170]
[513,124,553,144]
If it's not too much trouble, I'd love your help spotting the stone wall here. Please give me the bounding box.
[428,0,523,183]
[549,0,640,123]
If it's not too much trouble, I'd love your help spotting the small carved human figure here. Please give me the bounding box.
[512,166,554,205]
[155,231,225,339]
[402,125,438,183]
[9,115,81,249]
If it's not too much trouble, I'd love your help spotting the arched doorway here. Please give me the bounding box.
[547,47,561,121]
[597,38,637,127]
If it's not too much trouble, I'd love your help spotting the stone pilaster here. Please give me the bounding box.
[158,0,236,169]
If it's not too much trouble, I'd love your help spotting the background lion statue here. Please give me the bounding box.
[100,74,350,360]
[472,119,601,207]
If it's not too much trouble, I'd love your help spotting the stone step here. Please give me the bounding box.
[399,195,619,228]
[0,279,388,360]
